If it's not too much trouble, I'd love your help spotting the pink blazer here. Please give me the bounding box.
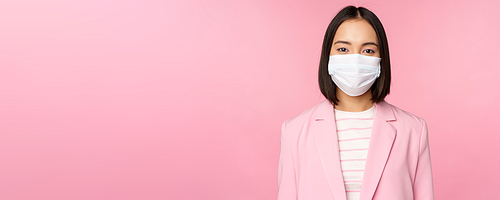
[278,100,434,200]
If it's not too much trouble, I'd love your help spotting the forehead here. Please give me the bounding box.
[333,19,378,43]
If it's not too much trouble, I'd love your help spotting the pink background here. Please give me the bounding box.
[1,0,499,199]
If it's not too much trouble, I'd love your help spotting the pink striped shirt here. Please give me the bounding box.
[334,105,375,200]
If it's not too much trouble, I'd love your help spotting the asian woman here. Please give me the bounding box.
[277,6,434,200]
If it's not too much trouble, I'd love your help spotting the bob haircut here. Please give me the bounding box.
[318,6,391,105]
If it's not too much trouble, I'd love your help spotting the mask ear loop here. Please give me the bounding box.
[376,63,381,78]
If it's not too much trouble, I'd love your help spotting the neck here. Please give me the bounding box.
[334,88,375,112]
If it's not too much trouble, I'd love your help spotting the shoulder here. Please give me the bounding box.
[381,101,427,130]
[282,100,332,131]
[389,102,425,122]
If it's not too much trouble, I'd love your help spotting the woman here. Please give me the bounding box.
[277,6,434,200]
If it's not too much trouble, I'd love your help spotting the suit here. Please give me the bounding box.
[277,100,434,200]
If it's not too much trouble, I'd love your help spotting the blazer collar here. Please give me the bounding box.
[312,100,396,200]
[373,100,396,122]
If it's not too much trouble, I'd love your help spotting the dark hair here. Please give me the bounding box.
[318,6,391,105]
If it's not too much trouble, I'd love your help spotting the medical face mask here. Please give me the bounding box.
[328,54,381,96]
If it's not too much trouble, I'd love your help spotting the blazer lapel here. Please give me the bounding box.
[359,100,396,200]
[312,100,347,200]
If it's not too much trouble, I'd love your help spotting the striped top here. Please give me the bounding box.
[334,105,375,200]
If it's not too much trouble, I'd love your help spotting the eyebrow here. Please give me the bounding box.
[333,40,379,47]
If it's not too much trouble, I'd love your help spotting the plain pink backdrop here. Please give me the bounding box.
[0,0,499,199]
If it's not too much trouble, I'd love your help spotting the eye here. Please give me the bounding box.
[363,49,375,54]
[337,47,348,52]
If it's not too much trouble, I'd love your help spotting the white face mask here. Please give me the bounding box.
[328,54,381,96]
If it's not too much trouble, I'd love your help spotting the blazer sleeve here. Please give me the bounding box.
[277,121,298,200]
[413,119,435,200]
